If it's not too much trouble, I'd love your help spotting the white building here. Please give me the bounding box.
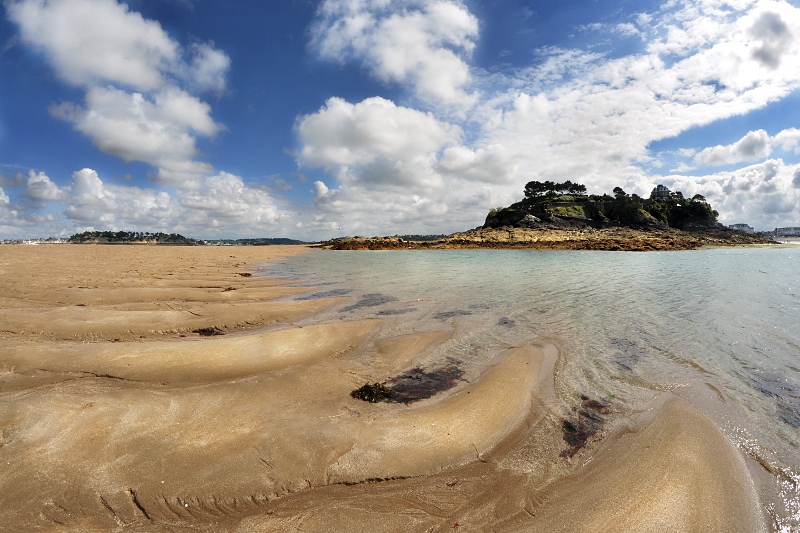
[729,224,755,233]
[650,184,671,200]
[776,227,800,237]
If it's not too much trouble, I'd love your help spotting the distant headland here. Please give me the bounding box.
[321,182,777,251]
[65,231,307,246]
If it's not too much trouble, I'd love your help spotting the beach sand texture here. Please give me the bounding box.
[0,245,766,532]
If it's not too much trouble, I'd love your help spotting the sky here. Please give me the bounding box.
[2,0,800,239]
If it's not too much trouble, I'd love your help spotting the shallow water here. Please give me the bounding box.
[261,247,800,530]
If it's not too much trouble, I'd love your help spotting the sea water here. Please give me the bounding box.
[261,247,800,530]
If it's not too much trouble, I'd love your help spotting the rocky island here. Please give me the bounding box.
[321,182,777,251]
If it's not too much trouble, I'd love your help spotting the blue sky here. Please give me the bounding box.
[2,0,800,239]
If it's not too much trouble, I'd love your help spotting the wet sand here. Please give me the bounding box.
[0,245,767,531]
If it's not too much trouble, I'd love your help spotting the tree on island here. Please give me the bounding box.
[524,180,587,198]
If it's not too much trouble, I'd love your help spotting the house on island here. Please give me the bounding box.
[650,184,671,200]
[729,224,755,233]
[776,227,800,237]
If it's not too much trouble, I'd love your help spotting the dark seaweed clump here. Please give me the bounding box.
[561,395,612,458]
[193,327,225,336]
[351,383,394,403]
[351,358,465,404]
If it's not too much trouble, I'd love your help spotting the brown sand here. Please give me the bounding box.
[0,244,767,532]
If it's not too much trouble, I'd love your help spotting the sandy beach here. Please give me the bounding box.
[0,245,768,532]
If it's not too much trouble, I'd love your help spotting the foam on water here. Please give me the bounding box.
[259,247,800,529]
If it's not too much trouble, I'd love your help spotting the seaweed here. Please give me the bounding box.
[350,383,394,403]
[351,358,465,405]
[560,395,612,458]
[193,327,225,336]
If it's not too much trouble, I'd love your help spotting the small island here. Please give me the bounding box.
[322,182,777,251]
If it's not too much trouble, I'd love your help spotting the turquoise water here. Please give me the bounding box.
[262,247,800,530]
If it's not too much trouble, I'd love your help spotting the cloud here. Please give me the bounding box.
[5,0,229,92]
[296,96,460,168]
[774,128,800,152]
[436,144,518,184]
[187,42,231,95]
[177,172,286,230]
[311,178,497,236]
[7,0,230,187]
[0,171,25,188]
[296,96,460,193]
[0,173,66,237]
[45,168,299,237]
[683,127,800,169]
[749,10,793,69]
[22,170,68,201]
[295,96,521,235]
[656,159,800,229]
[469,0,800,192]
[63,168,169,225]
[693,129,772,166]
[50,86,220,186]
[311,0,479,109]
[6,0,177,90]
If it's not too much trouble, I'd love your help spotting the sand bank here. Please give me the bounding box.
[0,245,766,532]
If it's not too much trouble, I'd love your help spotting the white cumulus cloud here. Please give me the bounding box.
[693,129,772,166]
[311,0,479,109]
[6,0,230,92]
[22,170,68,201]
[296,96,461,168]
[682,127,800,169]
[50,86,220,187]
[7,0,230,188]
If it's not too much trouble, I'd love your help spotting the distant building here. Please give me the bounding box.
[729,224,755,234]
[776,227,800,237]
[650,184,671,200]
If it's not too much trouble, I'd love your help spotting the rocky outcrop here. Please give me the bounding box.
[483,195,714,232]
[318,226,777,252]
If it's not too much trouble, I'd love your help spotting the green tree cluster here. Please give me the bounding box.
[524,180,587,198]
[514,181,719,229]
